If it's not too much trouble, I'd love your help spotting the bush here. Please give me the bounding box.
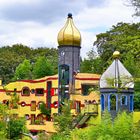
[71,111,140,140]
[6,118,26,140]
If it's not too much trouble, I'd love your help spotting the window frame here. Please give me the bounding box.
[81,84,96,96]
[21,87,30,96]
[108,94,118,111]
[31,101,36,111]
[35,88,44,96]
[37,101,45,110]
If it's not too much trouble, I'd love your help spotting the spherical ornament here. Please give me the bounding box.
[68,13,72,18]
[21,102,26,107]
[113,51,120,58]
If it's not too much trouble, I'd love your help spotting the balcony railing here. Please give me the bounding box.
[82,103,98,115]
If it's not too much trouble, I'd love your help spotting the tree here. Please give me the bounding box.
[0,44,58,83]
[13,59,32,80]
[81,57,103,74]
[51,101,73,139]
[0,50,24,83]
[129,0,140,16]
[33,56,53,78]
[32,47,58,74]
[93,22,140,77]
[39,102,51,120]
[0,104,9,139]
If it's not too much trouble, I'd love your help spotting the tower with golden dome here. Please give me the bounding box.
[57,13,81,106]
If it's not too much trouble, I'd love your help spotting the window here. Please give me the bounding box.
[110,94,116,111]
[75,101,81,114]
[22,87,30,96]
[121,96,127,105]
[31,114,35,124]
[35,88,44,96]
[25,114,29,120]
[59,64,69,85]
[3,100,9,106]
[31,101,36,111]
[36,114,44,124]
[55,89,58,95]
[31,89,35,94]
[82,84,96,96]
[38,102,44,110]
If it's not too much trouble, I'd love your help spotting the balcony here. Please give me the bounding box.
[82,103,98,115]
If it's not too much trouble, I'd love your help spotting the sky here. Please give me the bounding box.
[0,0,139,58]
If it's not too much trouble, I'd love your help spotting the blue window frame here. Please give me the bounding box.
[108,94,118,111]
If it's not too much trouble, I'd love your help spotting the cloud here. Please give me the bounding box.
[0,0,139,58]
[0,0,105,24]
[74,0,139,58]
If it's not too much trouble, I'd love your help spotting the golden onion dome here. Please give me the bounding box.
[113,51,120,59]
[57,13,81,47]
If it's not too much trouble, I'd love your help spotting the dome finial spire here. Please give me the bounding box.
[113,51,120,59]
[57,13,81,46]
[68,13,72,18]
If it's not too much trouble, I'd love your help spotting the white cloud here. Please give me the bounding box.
[0,0,36,6]
[0,0,139,58]
[75,0,139,58]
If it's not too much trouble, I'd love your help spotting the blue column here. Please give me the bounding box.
[101,94,105,111]
[108,94,110,111]
[130,95,134,112]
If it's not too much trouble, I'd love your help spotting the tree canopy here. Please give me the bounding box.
[0,44,58,84]
[84,22,140,77]
[81,22,140,77]
[13,59,32,80]
[33,56,54,79]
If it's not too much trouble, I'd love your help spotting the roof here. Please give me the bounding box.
[100,59,134,89]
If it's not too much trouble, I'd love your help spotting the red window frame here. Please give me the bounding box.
[22,87,30,96]
[35,88,44,96]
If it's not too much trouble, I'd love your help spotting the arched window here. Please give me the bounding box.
[121,95,127,105]
[101,94,105,111]
[22,87,30,96]
[110,94,116,111]
[38,101,44,110]
[36,114,44,124]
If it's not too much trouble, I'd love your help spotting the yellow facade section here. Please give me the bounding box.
[0,73,102,133]
[26,121,56,133]
[133,112,140,123]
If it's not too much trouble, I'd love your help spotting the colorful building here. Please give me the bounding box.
[0,14,101,133]
[0,13,139,134]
